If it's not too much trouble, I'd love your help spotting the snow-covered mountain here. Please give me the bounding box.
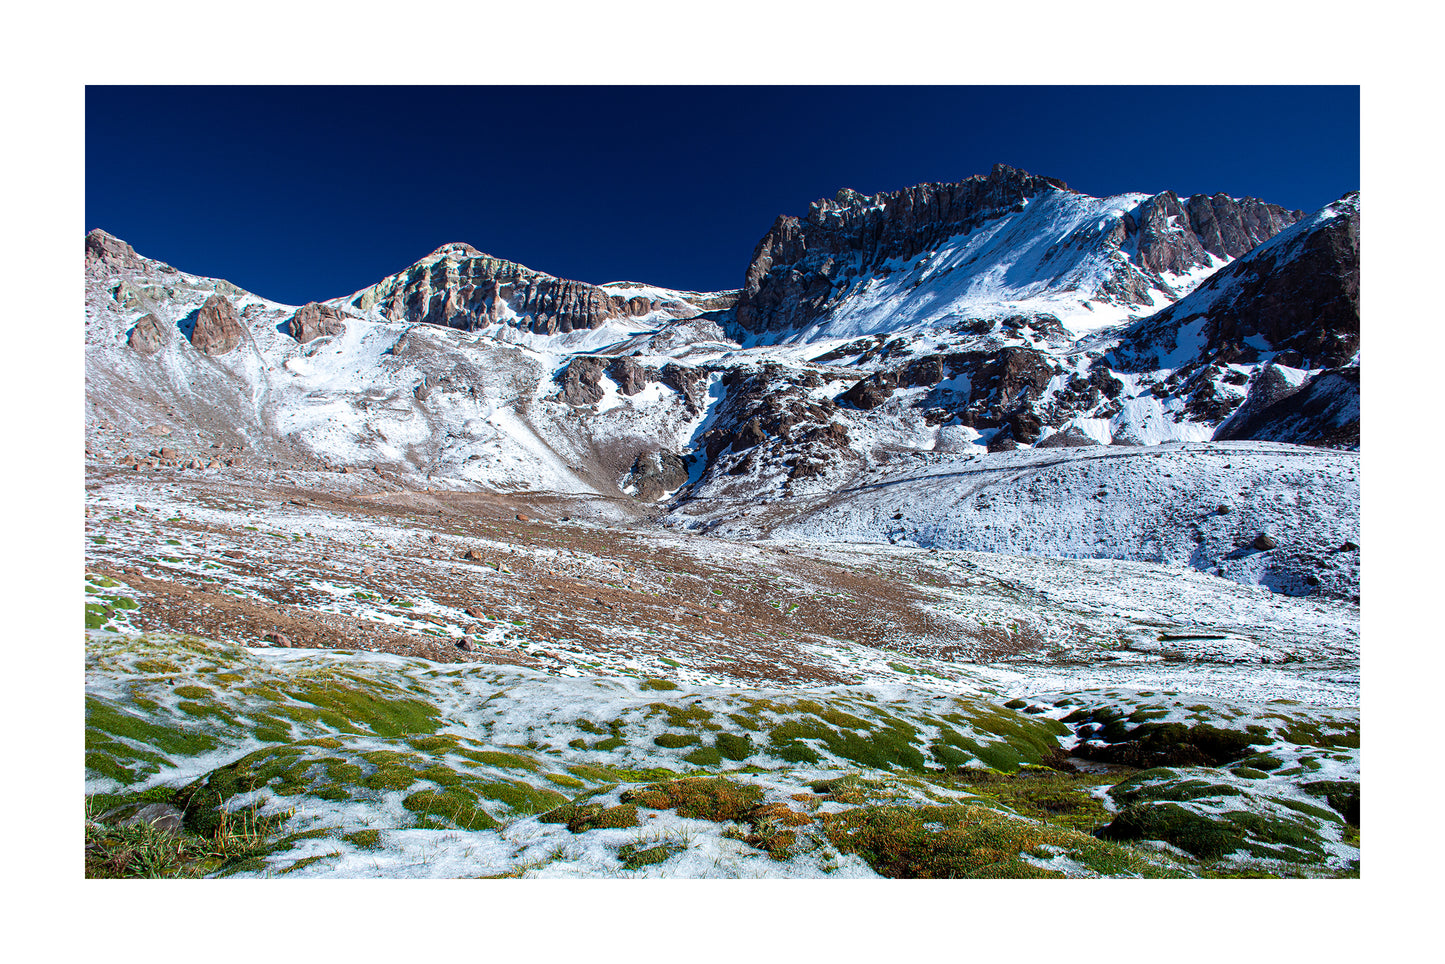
[734,164,1302,341]
[83,165,1360,598]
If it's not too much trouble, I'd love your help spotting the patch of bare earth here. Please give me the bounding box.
[84,466,1050,684]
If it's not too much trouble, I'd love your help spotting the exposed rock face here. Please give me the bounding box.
[557,356,607,406]
[1119,194,1360,372]
[188,294,244,356]
[624,449,690,501]
[736,165,1072,334]
[1212,364,1308,439]
[839,372,897,410]
[1215,366,1360,449]
[660,363,710,416]
[1132,191,1302,278]
[606,356,658,396]
[733,165,1304,337]
[288,302,347,343]
[344,242,736,336]
[126,313,169,354]
[85,229,144,271]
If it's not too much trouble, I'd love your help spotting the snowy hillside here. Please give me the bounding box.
[696,441,1360,600]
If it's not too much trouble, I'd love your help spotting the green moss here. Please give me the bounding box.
[1238,753,1283,771]
[1277,798,1343,824]
[713,732,754,761]
[287,678,442,737]
[474,779,569,816]
[726,712,763,732]
[1096,803,1242,860]
[1109,774,1243,807]
[640,678,679,691]
[824,803,1169,879]
[654,732,700,749]
[86,695,219,760]
[951,767,1113,833]
[1302,780,1360,825]
[684,747,722,767]
[364,765,419,792]
[402,789,498,831]
[768,713,927,772]
[655,703,720,730]
[345,829,382,849]
[618,839,685,869]
[454,748,541,771]
[1232,767,1270,780]
[133,658,184,675]
[545,803,641,833]
[1222,811,1324,856]
[86,748,138,784]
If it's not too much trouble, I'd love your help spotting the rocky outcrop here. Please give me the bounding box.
[735,164,1072,334]
[624,450,690,501]
[288,302,347,343]
[345,243,733,336]
[606,356,658,396]
[188,294,244,356]
[660,363,710,416]
[733,166,1304,337]
[1036,425,1102,449]
[839,373,897,410]
[1214,366,1359,449]
[557,356,607,406]
[126,313,169,354]
[1212,364,1308,440]
[1117,193,1360,373]
[85,229,145,271]
[1131,191,1302,279]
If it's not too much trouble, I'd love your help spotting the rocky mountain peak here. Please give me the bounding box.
[85,228,144,271]
[342,243,733,337]
[430,241,485,260]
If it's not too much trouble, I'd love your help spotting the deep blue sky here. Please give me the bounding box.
[85,86,1359,305]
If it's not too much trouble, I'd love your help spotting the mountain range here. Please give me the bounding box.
[84,163,1361,599]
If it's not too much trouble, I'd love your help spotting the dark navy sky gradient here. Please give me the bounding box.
[85,86,1360,305]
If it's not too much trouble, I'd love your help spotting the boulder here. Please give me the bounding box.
[126,313,169,354]
[558,357,606,406]
[287,302,347,343]
[189,294,244,356]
